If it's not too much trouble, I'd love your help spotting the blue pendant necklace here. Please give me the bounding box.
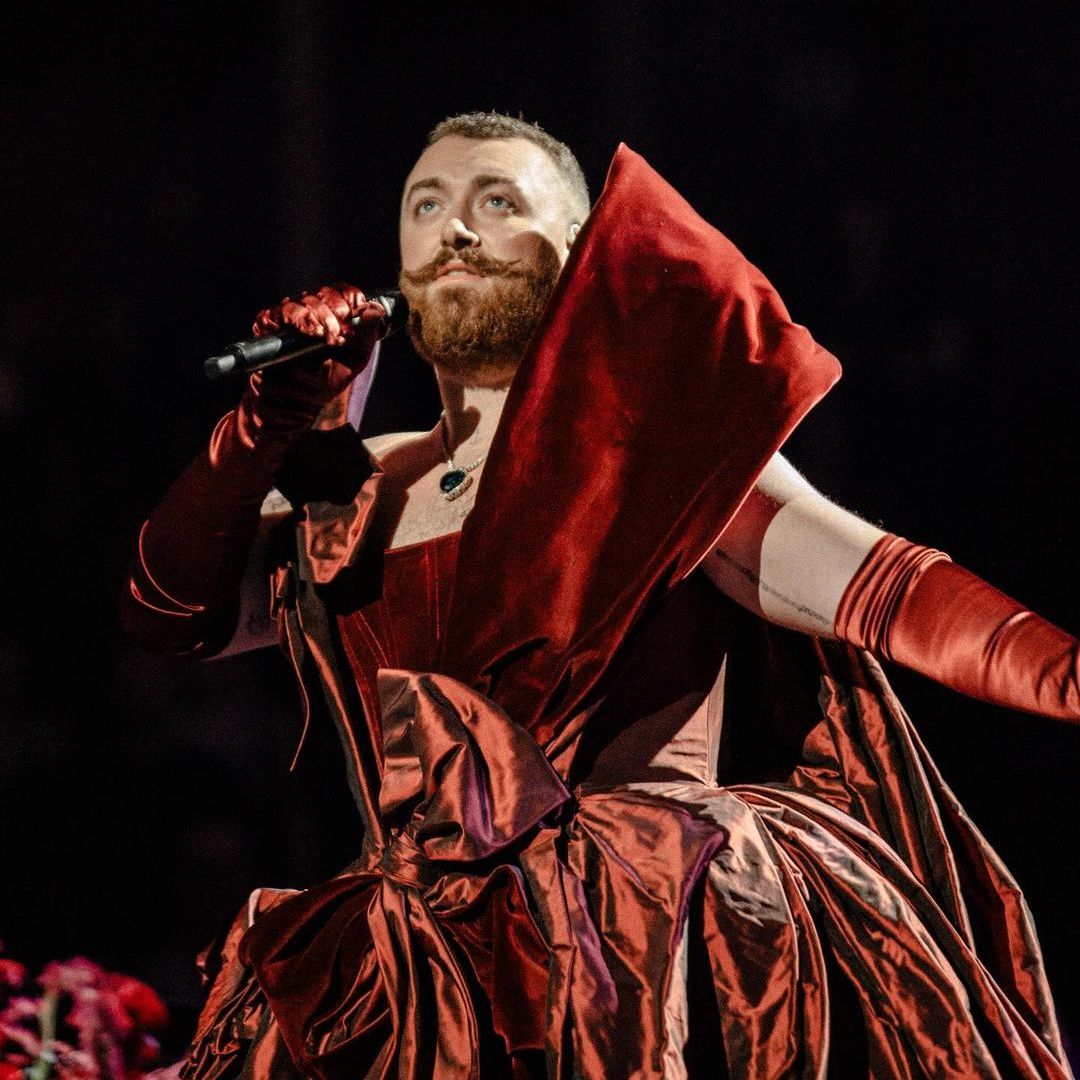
[438,414,488,502]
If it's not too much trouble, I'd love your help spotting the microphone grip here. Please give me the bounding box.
[204,290,407,380]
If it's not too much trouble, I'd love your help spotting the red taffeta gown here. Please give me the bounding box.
[178,147,1072,1079]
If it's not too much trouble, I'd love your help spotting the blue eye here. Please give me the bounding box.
[485,194,514,211]
[415,199,439,216]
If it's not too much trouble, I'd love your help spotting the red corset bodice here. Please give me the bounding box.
[329,524,741,789]
[334,531,461,740]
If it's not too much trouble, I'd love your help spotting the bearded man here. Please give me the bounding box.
[122,113,1077,1079]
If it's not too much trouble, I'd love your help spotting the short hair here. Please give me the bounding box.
[427,111,590,222]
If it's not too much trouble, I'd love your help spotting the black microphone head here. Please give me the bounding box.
[371,289,409,336]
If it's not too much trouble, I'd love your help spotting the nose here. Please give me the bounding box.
[441,216,480,251]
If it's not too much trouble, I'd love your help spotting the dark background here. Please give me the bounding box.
[3,0,1078,1060]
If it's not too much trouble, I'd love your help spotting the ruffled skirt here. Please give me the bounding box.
[178,648,1071,1080]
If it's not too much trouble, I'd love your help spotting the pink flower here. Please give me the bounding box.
[0,963,26,993]
[70,985,134,1043]
[37,961,104,998]
[52,1045,99,1080]
[1,997,43,1056]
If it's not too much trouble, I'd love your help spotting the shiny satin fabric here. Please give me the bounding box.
[837,532,1080,720]
[185,625,1072,1078]
[178,145,1072,1079]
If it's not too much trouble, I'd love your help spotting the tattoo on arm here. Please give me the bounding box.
[713,551,832,629]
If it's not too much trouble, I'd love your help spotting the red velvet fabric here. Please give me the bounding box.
[438,144,841,749]
[175,147,1072,1079]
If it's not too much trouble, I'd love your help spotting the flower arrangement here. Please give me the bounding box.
[0,951,168,1080]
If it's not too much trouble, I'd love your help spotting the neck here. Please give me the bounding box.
[435,368,513,461]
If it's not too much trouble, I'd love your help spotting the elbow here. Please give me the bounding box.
[118,569,238,659]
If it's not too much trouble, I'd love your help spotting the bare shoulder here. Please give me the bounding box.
[363,430,430,459]
[363,430,440,480]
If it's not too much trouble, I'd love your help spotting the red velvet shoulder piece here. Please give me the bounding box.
[439,144,842,746]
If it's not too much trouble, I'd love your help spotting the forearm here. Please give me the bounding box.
[120,404,300,657]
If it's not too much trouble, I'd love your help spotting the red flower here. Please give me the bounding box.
[0,1062,25,1080]
[101,978,168,1035]
[0,963,26,992]
[132,1035,159,1069]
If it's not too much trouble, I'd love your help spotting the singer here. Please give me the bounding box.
[122,113,1075,1078]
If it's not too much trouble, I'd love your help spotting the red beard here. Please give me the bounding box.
[398,242,562,384]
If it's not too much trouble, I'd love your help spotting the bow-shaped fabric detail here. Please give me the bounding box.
[240,669,570,1079]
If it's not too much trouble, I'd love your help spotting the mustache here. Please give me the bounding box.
[399,247,526,286]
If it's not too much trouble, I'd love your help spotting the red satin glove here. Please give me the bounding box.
[120,285,385,656]
[251,284,380,397]
[834,534,1080,720]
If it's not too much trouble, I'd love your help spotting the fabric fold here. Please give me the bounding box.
[237,669,565,1078]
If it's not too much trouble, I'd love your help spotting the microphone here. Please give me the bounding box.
[203,290,408,380]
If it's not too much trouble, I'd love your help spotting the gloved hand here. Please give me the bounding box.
[252,284,383,404]
[834,533,1080,720]
[120,285,386,656]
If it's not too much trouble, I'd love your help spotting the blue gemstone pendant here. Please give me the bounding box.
[439,468,472,500]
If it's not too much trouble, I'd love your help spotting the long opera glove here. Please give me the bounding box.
[120,287,386,657]
[834,533,1080,720]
